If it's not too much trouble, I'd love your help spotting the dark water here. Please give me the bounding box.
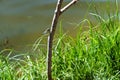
[0,0,119,51]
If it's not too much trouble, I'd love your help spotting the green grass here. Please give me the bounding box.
[51,16,120,79]
[0,15,120,80]
[0,2,120,80]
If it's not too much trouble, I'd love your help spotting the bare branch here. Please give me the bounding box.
[47,0,63,80]
[47,0,78,80]
[60,0,78,14]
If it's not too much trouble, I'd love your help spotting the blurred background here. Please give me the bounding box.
[0,0,119,51]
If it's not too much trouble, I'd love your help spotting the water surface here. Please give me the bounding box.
[0,0,119,51]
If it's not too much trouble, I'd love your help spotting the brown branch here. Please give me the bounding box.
[47,0,63,80]
[60,0,78,14]
[47,0,78,80]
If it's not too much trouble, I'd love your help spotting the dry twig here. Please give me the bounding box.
[47,0,78,80]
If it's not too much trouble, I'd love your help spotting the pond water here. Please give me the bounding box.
[0,0,119,51]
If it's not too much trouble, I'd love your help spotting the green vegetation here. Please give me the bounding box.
[0,2,120,80]
[0,14,120,80]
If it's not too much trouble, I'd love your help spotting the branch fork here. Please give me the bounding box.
[47,0,78,80]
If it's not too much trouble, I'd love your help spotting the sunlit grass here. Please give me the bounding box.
[51,14,120,79]
[0,14,120,80]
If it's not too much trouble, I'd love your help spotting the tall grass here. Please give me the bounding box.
[0,14,120,80]
[52,16,120,80]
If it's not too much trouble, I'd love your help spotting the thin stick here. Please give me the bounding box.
[47,0,63,80]
[60,0,78,14]
[47,0,78,80]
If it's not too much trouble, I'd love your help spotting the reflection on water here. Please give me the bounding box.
[0,0,119,51]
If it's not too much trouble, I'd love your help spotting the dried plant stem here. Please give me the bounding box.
[47,0,78,80]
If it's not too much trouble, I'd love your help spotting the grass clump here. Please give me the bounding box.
[1,15,119,80]
[52,18,120,79]
[0,51,47,80]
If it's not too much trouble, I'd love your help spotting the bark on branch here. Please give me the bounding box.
[60,0,78,14]
[47,0,78,80]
